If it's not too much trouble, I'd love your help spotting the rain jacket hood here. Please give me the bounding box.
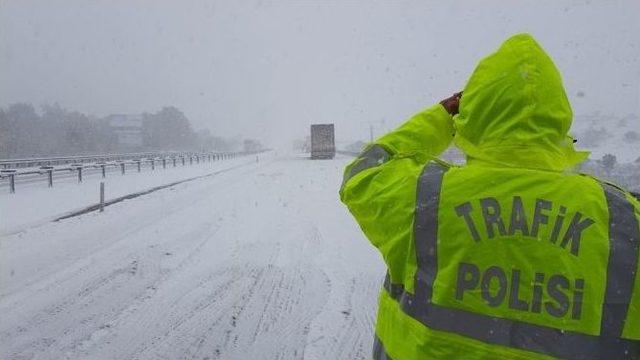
[340,33,640,360]
[454,33,589,171]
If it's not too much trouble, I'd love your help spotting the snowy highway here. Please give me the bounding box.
[0,153,383,360]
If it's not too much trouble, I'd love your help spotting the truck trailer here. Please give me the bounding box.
[310,124,335,159]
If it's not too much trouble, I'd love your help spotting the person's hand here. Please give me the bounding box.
[440,92,463,116]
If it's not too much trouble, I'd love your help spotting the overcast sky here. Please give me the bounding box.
[1,0,638,148]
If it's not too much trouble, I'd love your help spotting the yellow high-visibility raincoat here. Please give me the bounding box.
[340,34,640,359]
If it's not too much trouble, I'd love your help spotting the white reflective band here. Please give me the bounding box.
[600,183,640,338]
[372,335,393,360]
[378,161,640,359]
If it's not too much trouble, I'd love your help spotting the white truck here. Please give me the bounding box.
[310,124,335,159]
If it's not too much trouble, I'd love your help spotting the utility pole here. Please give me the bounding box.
[99,182,105,212]
[362,117,385,143]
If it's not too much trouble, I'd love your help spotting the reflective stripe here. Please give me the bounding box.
[383,272,404,300]
[384,273,640,359]
[601,184,640,337]
[342,145,391,188]
[378,161,640,359]
[413,161,445,303]
[372,335,393,360]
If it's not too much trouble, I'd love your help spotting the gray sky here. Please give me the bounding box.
[1,0,639,148]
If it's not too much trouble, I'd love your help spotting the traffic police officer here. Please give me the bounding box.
[340,34,640,359]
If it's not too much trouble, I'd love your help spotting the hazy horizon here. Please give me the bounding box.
[1,0,639,149]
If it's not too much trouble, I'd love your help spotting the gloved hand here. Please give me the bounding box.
[440,92,463,116]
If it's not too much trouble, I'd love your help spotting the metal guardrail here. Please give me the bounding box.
[0,150,267,194]
[0,151,200,169]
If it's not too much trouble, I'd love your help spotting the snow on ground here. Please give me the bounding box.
[0,153,384,360]
[1,154,263,235]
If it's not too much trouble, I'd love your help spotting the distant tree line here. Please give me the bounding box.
[0,103,260,158]
[0,103,116,158]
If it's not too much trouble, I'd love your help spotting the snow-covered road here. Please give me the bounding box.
[0,154,384,360]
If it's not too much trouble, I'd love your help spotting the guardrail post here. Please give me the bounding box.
[121,163,126,175]
[48,169,53,187]
[101,164,106,178]
[162,158,166,169]
[151,159,155,170]
[99,182,105,212]
[137,161,141,172]
[9,174,15,194]
[77,167,82,183]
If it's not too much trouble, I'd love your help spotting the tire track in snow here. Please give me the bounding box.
[0,159,272,300]
[0,159,273,359]
[130,222,332,360]
[0,155,384,360]
[1,221,222,360]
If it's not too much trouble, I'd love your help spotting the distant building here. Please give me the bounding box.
[106,114,143,149]
[243,139,262,152]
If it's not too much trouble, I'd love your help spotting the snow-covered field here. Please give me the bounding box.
[0,153,383,360]
[1,155,261,235]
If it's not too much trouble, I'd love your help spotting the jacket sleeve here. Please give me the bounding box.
[339,104,453,284]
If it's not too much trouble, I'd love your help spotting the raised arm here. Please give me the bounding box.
[339,95,459,285]
[340,95,458,198]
